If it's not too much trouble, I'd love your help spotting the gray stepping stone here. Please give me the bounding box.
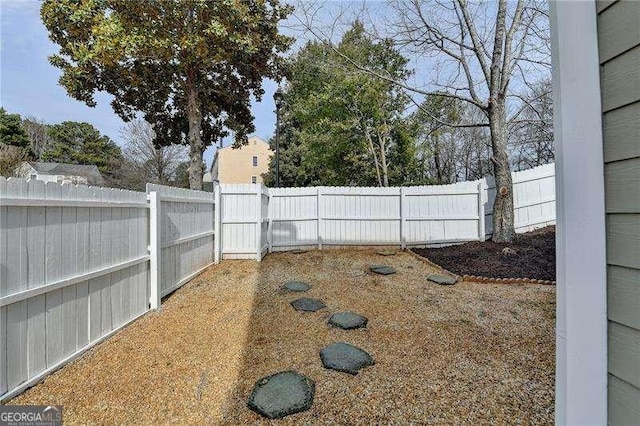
[376,249,398,256]
[427,274,458,285]
[291,297,325,312]
[328,312,368,330]
[247,371,315,419]
[291,249,308,254]
[369,265,396,275]
[284,281,311,292]
[320,342,374,375]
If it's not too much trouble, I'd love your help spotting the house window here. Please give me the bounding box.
[30,174,37,179]
[251,176,257,184]
[252,156,258,167]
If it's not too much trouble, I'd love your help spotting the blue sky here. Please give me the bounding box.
[0,0,280,167]
[1,1,548,167]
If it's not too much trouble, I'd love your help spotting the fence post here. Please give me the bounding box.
[214,183,221,264]
[317,187,323,250]
[268,189,273,253]
[148,191,161,310]
[400,187,406,250]
[255,185,262,261]
[477,181,486,241]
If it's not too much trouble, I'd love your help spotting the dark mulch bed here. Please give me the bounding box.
[413,226,555,282]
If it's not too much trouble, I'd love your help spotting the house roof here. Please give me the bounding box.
[216,136,269,152]
[26,162,104,183]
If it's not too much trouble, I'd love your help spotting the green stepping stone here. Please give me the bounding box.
[320,342,375,375]
[328,312,368,330]
[376,249,398,256]
[290,297,325,312]
[369,265,396,275]
[284,281,311,292]
[247,371,315,419]
[427,274,458,285]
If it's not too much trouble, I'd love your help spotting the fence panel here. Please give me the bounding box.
[320,187,401,246]
[0,177,150,400]
[403,181,483,245]
[264,163,555,249]
[220,184,262,259]
[484,163,556,235]
[146,184,215,297]
[269,187,318,250]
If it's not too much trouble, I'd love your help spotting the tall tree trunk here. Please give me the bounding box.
[186,86,204,190]
[488,98,515,243]
[379,132,389,187]
[433,135,443,184]
[155,149,167,185]
[362,124,382,187]
[485,0,515,243]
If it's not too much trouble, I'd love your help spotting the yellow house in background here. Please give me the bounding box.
[210,136,273,184]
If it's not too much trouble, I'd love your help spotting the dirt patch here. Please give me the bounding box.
[8,250,555,424]
[413,226,556,281]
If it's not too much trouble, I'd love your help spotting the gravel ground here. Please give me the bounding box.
[8,250,555,424]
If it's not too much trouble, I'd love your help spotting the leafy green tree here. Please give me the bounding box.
[41,0,292,190]
[264,22,423,187]
[0,108,30,149]
[412,95,463,184]
[387,121,425,186]
[262,119,322,187]
[41,121,123,180]
[172,161,191,188]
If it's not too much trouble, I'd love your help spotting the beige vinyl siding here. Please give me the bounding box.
[596,0,617,14]
[597,0,640,62]
[603,102,640,162]
[597,1,640,424]
[606,215,640,268]
[600,46,640,112]
[608,266,640,330]
[609,374,640,425]
[214,137,273,184]
[608,322,640,388]
[605,158,640,212]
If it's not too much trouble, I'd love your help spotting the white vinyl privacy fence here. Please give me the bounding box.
[267,182,486,250]
[218,184,269,260]
[252,163,554,251]
[484,163,556,235]
[0,163,555,401]
[0,179,217,401]
[147,184,215,301]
